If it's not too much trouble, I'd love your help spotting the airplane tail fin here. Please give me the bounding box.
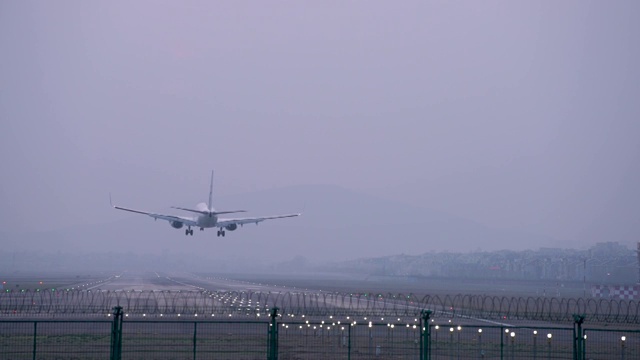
[208,170,214,211]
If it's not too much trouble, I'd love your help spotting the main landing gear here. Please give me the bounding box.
[217,229,226,237]
[185,227,194,236]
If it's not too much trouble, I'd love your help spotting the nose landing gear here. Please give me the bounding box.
[185,227,193,236]
[216,229,226,237]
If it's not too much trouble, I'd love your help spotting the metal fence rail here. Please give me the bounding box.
[2,308,639,359]
[2,290,640,324]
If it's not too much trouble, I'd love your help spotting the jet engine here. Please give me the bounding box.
[225,224,238,231]
[170,221,184,229]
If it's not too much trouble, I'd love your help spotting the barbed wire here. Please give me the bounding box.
[1,290,639,324]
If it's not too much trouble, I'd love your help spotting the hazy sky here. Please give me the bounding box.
[1,1,639,249]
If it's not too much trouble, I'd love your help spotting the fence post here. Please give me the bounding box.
[572,314,585,360]
[348,321,352,360]
[420,309,432,360]
[32,321,37,360]
[193,322,198,360]
[500,327,504,360]
[110,306,123,360]
[268,307,279,360]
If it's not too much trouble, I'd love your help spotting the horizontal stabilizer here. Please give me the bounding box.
[171,206,246,216]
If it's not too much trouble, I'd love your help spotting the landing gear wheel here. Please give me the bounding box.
[190,229,194,236]
[185,229,189,236]
[216,230,221,237]
[222,230,226,237]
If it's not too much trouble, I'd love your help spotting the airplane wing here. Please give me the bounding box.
[216,213,301,228]
[111,196,198,227]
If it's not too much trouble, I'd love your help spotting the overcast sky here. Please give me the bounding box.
[1,1,638,249]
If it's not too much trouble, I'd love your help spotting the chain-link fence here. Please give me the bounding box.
[2,308,639,359]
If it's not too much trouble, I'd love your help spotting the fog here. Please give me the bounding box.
[1,1,639,266]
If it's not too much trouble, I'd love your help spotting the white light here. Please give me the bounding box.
[510,332,515,338]
[505,329,509,333]
[621,336,626,342]
[547,333,552,339]
[369,322,372,328]
[457,326,462,331]
[478,329,482,333]
[450,327,454,332]
[391,324,394,329]
[533,330,537,335]
[435,325,439,330]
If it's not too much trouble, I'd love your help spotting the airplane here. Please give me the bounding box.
[111,171,300,236]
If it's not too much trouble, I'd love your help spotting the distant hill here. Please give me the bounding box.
[1,184,558,264]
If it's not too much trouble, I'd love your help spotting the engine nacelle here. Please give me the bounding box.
[170,221,184,229]
[225,224,238,231]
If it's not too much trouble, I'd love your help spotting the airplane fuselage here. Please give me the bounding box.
[195,213,218,228]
